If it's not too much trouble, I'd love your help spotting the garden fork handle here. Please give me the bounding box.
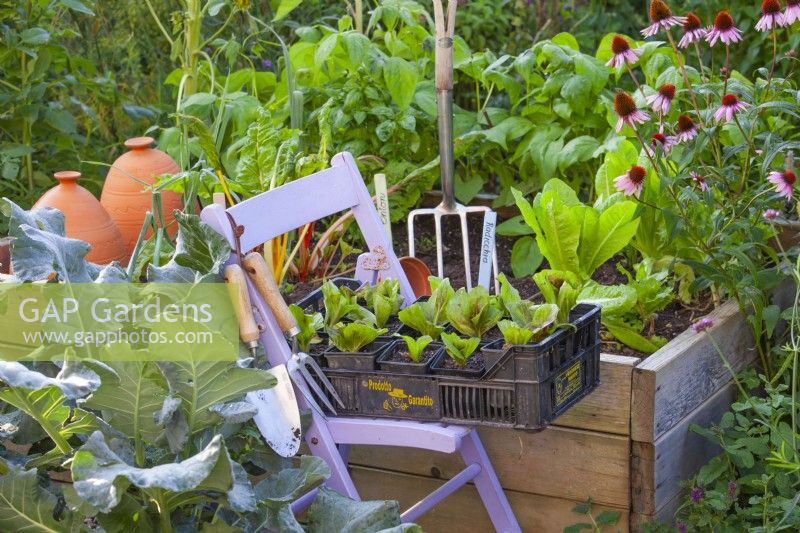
[243,251,299,338]
[432,0,457,211]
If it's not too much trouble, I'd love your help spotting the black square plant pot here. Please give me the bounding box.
[430,339,505,379]
[324,340,392,371]
[376,341,441,375]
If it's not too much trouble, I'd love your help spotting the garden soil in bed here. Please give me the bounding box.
[285,213,712,360]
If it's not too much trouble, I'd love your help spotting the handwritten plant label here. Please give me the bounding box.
[374,173,392,246]
[478,210,497,290]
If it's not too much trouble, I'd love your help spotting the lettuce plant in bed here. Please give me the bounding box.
[440,332,481,367]
[396,334,434,363]
[289,303,324,352]
[359,278,404,328]
[322,280,374,329]
[446,285,504,338]
[498,302,559,346]
[398,277,454,337]
[329,322,387,353]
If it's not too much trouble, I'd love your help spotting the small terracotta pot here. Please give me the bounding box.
[100,136,183,261]
[399,256,432,298]
[33,171,126,265]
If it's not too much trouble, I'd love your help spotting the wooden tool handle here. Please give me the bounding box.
[223,264,259,345]
[243,252,298,335]
[432,0,457,91]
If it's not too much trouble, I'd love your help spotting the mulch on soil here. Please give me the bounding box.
[285,213,711,359]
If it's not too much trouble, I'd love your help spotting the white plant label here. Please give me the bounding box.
[374,173,392,246]
[478,210,497,290]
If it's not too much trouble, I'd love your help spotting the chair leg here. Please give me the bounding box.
[305,414,360,499]
[459,431,521,533]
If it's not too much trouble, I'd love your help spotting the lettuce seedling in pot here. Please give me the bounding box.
[322,281,374,330]
[398,277,454,337]
[358,278,404,328]
[440,332,481,367]
[446,285,504,338]
[289,304,324,352]
[328,322,387,353]
[498,302,559,346]
[396,334,434,363]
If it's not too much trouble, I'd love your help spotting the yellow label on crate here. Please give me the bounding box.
[363,379,434,413]
[554,361,583,407]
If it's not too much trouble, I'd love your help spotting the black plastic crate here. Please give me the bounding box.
[317,304,602,432]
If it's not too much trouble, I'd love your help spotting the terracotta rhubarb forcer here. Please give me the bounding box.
[101,136,183,260]
[33,171,127,265]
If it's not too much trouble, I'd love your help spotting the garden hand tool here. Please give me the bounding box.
[223,264,259,361]
[249,364,303,457]
[223,214,301,457]
[406,0,499,292]
[243,251,345,417]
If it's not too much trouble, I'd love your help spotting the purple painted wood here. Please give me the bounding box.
[326,418,469,453]
[200,152,520,532]
[401,463,482,523]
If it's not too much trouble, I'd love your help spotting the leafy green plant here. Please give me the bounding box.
[396,334,434,363]
[440,332,481,368]
[512,179,640,282]
[565,496,621,532]
[533,269,582,323]
[497,321,535,346]
[359,278,404,328]
[0,199,414,531]
[397,277,454,337]
[329,322,387,353]
[289,303,324,352]
[446,286,504,338]
[322,281,374,330]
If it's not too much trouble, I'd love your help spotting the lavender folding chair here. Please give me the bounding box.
[201,152,521,532]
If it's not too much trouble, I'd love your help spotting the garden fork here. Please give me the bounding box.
[407,0,499,291]
[242,251,344,417]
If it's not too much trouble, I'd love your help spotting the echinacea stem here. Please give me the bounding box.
[693,41,707,82]
[732,114,755,191]
[666,28,704,126]
[767,29,778,96]
[625,63,646,99]
[723,44,730,94]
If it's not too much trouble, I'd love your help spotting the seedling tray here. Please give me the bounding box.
[309,303,602,431]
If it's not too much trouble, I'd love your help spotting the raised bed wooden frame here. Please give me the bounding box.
[347,290,792,531]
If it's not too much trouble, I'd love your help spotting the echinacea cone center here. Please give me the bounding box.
[611,36,630,54]
[721,94,739,107]
[649,0,672,22]
[714,11,734,30]
[677,115,695,132]
[684,12,702,31]
[614,92,637,117]
[762,0,781,14]
[629,166,647,183]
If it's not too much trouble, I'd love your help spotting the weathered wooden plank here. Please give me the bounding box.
[554,353,639,436]
[631,299,755,443]
[630,489,684,532]
[351,465,630,533]
[631,381,735,515]
[349,425,631,508]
